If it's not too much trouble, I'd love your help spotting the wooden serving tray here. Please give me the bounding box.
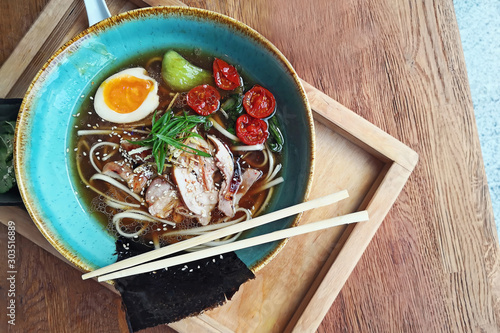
[0,0,418,332]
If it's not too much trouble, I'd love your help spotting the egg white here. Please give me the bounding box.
[94,67,160,123]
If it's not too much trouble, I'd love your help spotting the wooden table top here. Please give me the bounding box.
[1,0,499,332]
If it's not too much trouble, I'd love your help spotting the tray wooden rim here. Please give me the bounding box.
[282,81,418,332]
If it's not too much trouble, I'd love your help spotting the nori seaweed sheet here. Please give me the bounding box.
[113,237,255,332]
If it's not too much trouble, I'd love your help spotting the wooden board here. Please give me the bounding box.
[0,0,418,332]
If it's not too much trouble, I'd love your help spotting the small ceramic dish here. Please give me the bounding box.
[14,6,315,273]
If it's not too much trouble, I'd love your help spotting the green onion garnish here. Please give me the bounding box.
[132,111,211,173]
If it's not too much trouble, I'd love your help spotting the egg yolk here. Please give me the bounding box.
[102,75,154,114]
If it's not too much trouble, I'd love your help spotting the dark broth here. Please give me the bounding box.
[71,49,280,247]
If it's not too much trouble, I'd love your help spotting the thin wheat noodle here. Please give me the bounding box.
[184,208,251,250]
[162,208,251,238]
[89,142,119,173]
[252,177,284,194]
[254,186,274,217]
[101,146,118,161]
[209,118,240,141]
[166,92,180,111]
[219,108,229,119]
[76,143,140,208]
[145,56,162,69]
[125,209,176,226]
[266,163,282,182]
[105,199,137,210]
[90,173,142,202]
[267,148,275,181]
[79,139,90,152]
[113,211,175,228]
[243,149,268,168]
[113,214,148,238]
[186,232,244,251]
[164,219,240,237]
[231,144,264,151]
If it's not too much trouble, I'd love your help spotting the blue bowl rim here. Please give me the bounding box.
[14,6,316,274]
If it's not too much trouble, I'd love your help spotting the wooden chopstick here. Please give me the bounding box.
[82,190,349,280]
[98,210,369,281]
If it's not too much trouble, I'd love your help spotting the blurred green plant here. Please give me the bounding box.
[0,120,16,193]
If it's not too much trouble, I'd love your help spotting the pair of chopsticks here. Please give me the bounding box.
[82,190,369,282]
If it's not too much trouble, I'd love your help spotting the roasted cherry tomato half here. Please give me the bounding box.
[236,114,269,145]
[242,85,276,118]
[186,84,221,116]
[213,58,241,91]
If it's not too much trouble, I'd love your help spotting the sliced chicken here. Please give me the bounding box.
[207,135,238,217]
[145,177,179,219]
[172,137,218,225]
[102,161,154,194]
[234,168,262,204]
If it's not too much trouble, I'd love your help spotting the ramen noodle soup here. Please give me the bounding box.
[72,49,284,250]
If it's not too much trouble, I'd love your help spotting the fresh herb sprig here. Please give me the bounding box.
[220,94,244,135]
[132,111,211,173]
[268,115,284,153]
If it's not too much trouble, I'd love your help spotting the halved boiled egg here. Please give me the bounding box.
[94,67,159,123]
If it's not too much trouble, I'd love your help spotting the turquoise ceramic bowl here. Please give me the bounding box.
[15,7,314,273]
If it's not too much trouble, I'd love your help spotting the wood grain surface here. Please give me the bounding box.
[1,0,499,332]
